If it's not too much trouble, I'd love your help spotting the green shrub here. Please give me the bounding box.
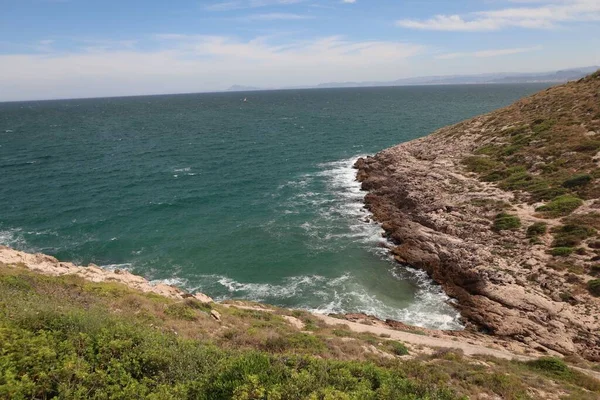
[388,341,409,356]
[525,356,600,392]
[551,224,596,247]
[531,119,555,134]
[483,170,510,182]
[550,247,575,257]
[526,222,548,237]
[535,195,583,217]
[463,156,500,173]
[530,186,569,202]
[493,213,521,231]
[562,174,592,188]
[588,279,600,296]
[590,265,600,276]
[164,303,198,321]
[527,357,571,376]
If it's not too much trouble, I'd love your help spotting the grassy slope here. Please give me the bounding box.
[460,71,600,294]
[462,71,600,204]
[1,263,600,399]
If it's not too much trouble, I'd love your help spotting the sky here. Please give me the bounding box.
[1,0,599,101]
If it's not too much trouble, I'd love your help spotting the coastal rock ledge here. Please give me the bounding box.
[355,72,600,361]
[0,245,214,303]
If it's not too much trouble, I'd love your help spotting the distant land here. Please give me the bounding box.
[227,66,599,92]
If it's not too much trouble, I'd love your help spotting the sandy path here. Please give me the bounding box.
[313,314,533,361]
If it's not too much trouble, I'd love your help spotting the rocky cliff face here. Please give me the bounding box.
[355,72,600,361]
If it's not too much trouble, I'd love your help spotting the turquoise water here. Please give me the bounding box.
[0,84,548,329]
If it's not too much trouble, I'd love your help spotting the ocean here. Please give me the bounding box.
[0,84,549,329]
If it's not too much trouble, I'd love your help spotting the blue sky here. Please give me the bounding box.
[1,0,599,100]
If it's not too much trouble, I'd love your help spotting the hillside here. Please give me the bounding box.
[355,70,600,362]
[3,248,600,399]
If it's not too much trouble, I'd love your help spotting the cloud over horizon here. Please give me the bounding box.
[0,35,424,101]
[0,0,598,101]
[397,0,600,31]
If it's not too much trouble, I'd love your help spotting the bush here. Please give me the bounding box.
[527,357,571,376]
[493,213,521,231]
[550,247,575,257]
[590,265,600,276]
[535,195,583,217]
[164,302,198,321]
[526,222,548,237]
[562,174,592,188]
[588,279,600,296]
[551,224,596,247]
[531,119,555,134]
[388,341,409,356]
[463,156,500,173]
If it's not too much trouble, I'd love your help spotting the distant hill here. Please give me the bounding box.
[226,84,262,92]
[229,66,599,92]
[316,66,599,88]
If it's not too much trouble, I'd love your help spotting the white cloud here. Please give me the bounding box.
[436,46,543,59]
[342,0,357,3]
[0,35,424,101]
[206,0,304,11]
[237,12,313,20]
[397,0,600,31]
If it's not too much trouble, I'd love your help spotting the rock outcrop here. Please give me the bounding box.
[0,246,213,303]
[355,73,600,361]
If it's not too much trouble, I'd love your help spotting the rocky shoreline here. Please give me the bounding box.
[353,96,600,360]
[0,245,213,303]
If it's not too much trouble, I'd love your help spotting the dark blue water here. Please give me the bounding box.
[0,84,549,328]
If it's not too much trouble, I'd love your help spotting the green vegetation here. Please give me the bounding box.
[563,174,593,189]
[493,213,521,231]
[588,279,600,296]
[535,195,584,218]
[526,357,600,392]
[526,222,547,238]
[550,247,575,257]
[461,73,600,206]
[590,265,600,276]
[388,341,409,356]
[1,264,600,399]
[551,224,596,247]
[463,156,499,174]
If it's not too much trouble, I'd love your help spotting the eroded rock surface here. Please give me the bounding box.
[0,246,213,303]
[355,116,600,361]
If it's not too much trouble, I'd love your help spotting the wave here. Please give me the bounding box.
[0,228,27,249]
[172,270,461,330]
[265,155,464,329]
[100,263,133,271]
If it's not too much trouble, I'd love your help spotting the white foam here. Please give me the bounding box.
[184,269,461,330]
[268,155,464,330]
[151,277,189,288]
[0,228,27,248]
[100,263,133,271]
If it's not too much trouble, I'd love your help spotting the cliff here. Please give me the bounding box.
[355,71,600,361]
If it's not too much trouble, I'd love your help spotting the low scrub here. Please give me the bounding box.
[550,247,575,257]
[563,174,592,188]
[551,224,596,247]
[588,279,600,297]
[526,222,547,238]
[535,195,583,217]
[493,213,521,231]
[2,264,600,399]
[463,156,500,173]
[388,341,409,356]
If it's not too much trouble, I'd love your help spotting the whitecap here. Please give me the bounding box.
[101,263,133,271]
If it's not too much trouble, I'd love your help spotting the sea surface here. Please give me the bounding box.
[0,84,549,329]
